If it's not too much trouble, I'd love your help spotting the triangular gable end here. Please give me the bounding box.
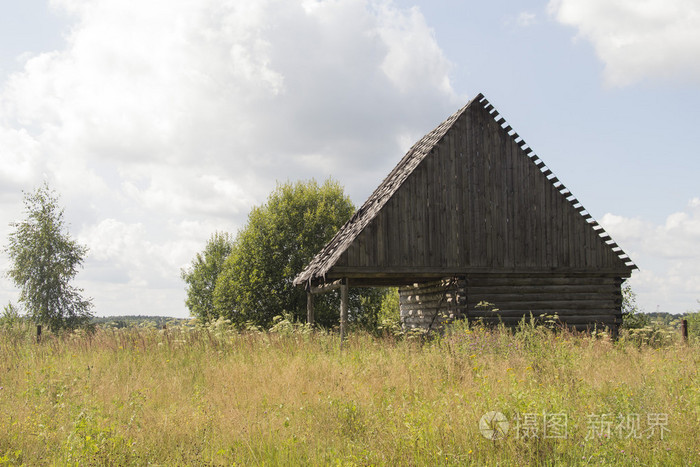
[294,94,636,287]
[293,96,477,286]
[472,95,636,272]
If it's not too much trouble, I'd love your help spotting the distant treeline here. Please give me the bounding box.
[90,316,190,328]
[644,311,697,327]
[85,311,698,330]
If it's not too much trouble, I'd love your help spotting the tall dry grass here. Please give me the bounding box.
[0,320,698,465]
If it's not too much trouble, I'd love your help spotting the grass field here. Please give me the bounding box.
[0,319,698,466]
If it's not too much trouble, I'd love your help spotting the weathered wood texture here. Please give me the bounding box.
[341,101,628,275]
[399,279,466,330]
[464,275,623,331]
[294,93,636,334]
[400,275,623,332]
[294,93,635,287]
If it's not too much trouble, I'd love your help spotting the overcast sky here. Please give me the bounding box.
[1,0,698,317]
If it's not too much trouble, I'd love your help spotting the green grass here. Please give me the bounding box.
[0,320,698,465]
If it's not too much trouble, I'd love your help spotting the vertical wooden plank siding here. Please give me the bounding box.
[357,218,367,267]
[476,109,487,267]
[375,207,385,268]
[504,129,514,269]
[467,110,480,266]
[415,161,427,267]
[409,167,420,266]
[447,135,456,267]
[427,151,438,266]
[438,139,450,267]
[457,116,469,266]
[328,100,631,276]
[388,195,400,266]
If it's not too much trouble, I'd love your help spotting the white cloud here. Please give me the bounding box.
[0,0,459,317]
[548,0,700,85]
[0,127,43,193]
[376,5,453,94]
[517,12,536,27]
[601,198,700,314]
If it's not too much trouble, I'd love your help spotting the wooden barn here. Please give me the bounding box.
[293,93,636,335]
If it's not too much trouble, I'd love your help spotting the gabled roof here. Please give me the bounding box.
[294,93,636,287]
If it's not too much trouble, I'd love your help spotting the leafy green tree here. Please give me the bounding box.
[181,231,234,322]
[4,183,93,331]
[213,179,385,328]
[685,301,700,338]
[620,281,648,329]
[376,287,402,334]
[1,302,22,327]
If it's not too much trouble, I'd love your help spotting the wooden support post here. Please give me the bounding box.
[681,319,688,342]
[36,324,42,343]
[307,291,314,325]
[340,279,348,348]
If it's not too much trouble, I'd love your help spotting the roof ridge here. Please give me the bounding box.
[473,94,637,270]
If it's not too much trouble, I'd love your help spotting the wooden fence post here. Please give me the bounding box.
[36,324,42,343]
[681,319,688,342]
[307,291,314,325]
[340,279,348,349]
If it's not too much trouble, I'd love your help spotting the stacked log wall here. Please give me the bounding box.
[466,275,623,332]
[400,276,622,332]
[399,279,466,330]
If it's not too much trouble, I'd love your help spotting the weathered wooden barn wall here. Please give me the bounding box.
[465,275,622,331]
[334,100,629,275]
[400,275,622,332]
[399,279,466,330]
[294,93,636,334]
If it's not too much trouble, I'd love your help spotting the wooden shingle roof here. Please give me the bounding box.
[293,93,636,287]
